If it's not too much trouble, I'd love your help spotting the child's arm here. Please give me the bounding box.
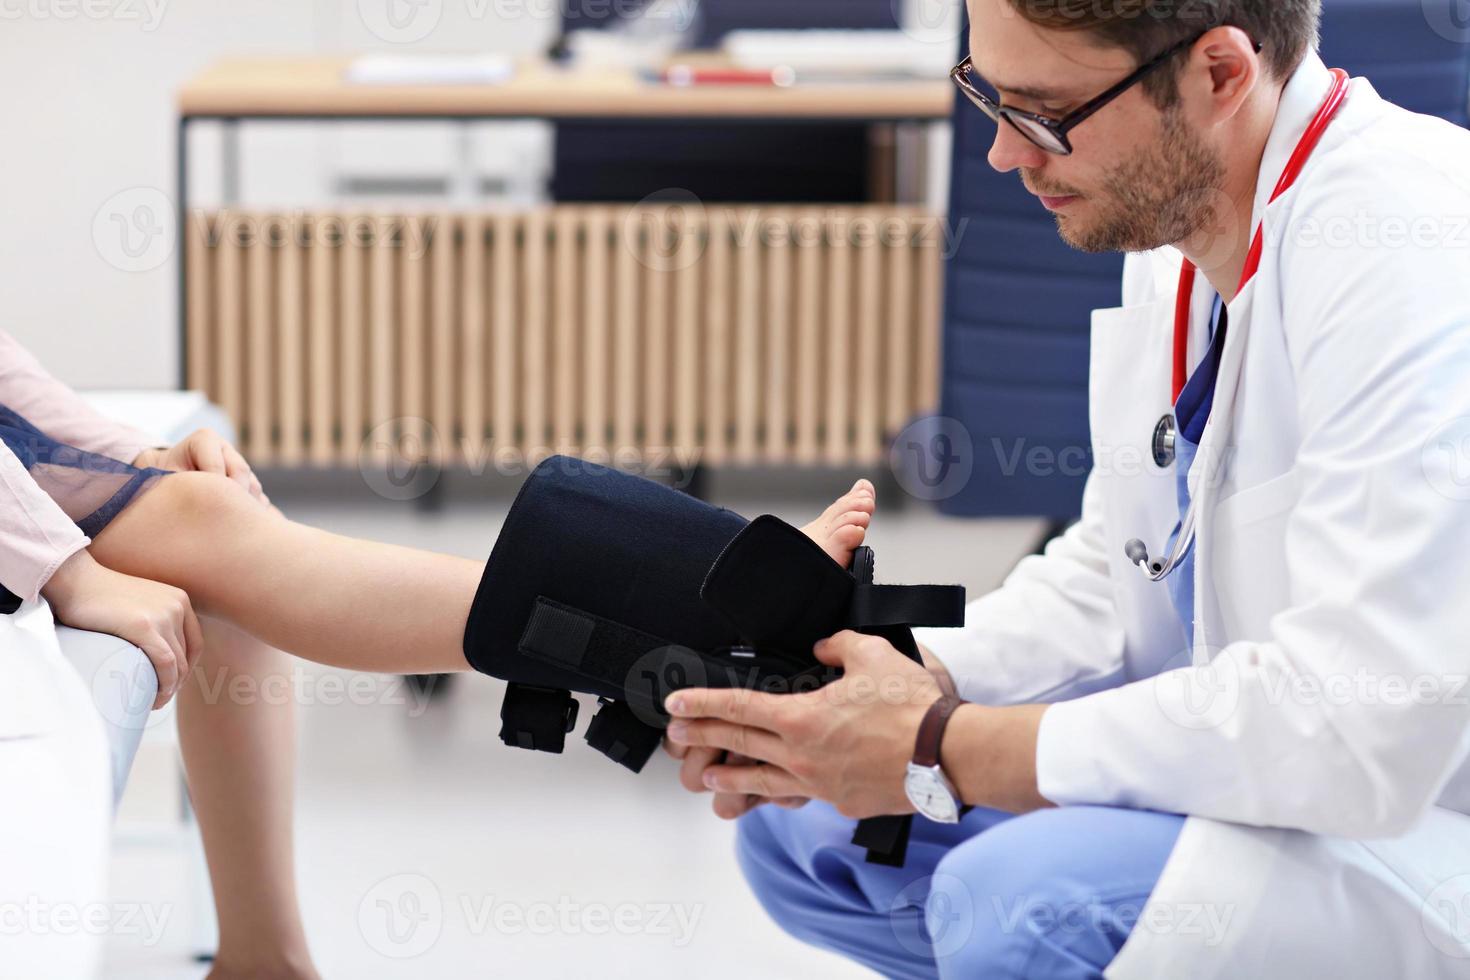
[0,329,162,465]
[0,440,90,603]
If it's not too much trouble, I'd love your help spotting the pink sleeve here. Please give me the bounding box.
[0,441,89,602]
[0,329,162,465]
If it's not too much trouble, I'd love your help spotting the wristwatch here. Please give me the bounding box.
[904,694,965,823]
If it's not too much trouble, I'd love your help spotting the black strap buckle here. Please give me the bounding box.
[584,698,665,773]
[499,683,579,753]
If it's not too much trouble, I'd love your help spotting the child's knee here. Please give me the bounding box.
[153,470,257,526]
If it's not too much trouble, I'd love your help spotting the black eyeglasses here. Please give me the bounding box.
[951,32,1258,155]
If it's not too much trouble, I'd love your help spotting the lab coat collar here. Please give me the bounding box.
[1250,50,1335,226]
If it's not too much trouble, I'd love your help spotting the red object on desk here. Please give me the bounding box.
[661,65,796,87]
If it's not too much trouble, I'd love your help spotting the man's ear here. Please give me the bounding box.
[1185,25,1261,124]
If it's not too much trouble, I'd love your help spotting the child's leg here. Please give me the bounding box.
[90,471,878,678]
[177,614,317,980]
[90,472,479,674]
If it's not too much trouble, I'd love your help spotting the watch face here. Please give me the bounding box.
[905,766,960,823]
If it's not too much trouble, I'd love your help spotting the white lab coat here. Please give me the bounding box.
[918,51,1470,976]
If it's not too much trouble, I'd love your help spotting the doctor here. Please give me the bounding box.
[663,0,1470,976]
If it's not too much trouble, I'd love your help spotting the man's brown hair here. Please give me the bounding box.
[1004,0,1322,105]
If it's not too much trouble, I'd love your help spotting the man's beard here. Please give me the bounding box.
[1030,107,1226,254]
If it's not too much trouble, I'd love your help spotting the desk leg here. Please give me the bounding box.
[867,123,898,204]
[221,118,240,205]
[177,115,191,391]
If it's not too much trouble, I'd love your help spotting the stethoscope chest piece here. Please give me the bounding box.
[1152,414,1177,469]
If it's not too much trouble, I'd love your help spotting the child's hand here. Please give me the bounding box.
[41,550,203,709]
[133,428,269,507]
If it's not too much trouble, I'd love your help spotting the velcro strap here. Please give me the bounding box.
[848,584,967,629]
[498,683,579,753]
[519,597,834,716]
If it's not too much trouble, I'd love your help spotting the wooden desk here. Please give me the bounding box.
[174,56,953,388]
[178,56,953,121]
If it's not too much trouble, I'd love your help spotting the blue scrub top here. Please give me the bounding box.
[1165,293,1227,640]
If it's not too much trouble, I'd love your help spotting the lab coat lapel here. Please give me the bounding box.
[1183,52,1334,658]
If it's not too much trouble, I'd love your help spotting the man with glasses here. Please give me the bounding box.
[664,0,1470,976]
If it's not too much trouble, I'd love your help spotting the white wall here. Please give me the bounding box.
[1,0,961,391]
[0,0,557,390]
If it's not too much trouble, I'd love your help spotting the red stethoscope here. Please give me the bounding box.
[1130,67,1352,581]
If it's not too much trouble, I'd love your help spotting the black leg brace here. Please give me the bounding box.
[462,455,967,866]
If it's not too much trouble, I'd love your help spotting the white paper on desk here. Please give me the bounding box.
[344,54,514,86]
[723,30,952,79]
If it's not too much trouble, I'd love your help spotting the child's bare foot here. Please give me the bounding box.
[800,479,877,567]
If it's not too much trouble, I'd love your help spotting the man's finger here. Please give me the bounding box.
[704,761,805,800]
[662,734,689,761]
[667,718,788,767]
[665,686,788,734]
[677,746,724,794]
[812,629,869,669]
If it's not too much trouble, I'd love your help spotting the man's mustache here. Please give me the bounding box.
[1020,172,1083,197]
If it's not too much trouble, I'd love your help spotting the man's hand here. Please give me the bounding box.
[662,740,812,819]
[664,631,943,820]
[41,550,204,709]
[134,428,268,506]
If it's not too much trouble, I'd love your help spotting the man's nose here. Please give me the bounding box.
[987,119,1050,174]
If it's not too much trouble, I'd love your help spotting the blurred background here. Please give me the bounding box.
[4,0,1467,975]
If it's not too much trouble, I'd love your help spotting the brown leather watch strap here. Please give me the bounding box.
[912,694,964,769]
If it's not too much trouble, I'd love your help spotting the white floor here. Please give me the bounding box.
[103,470,1044,979]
